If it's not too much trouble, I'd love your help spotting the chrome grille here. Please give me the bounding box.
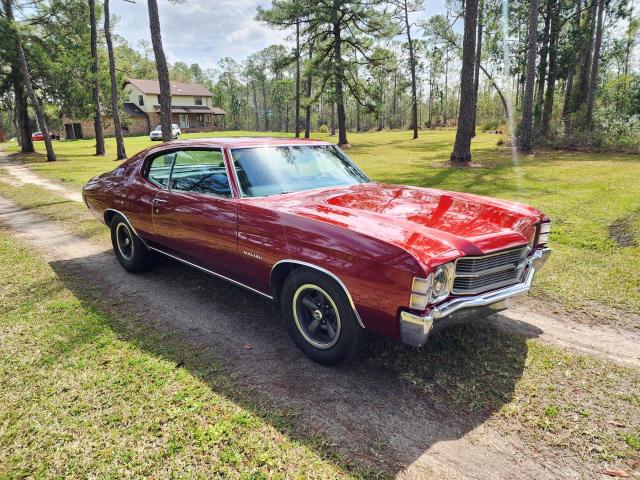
[453,247,528,295]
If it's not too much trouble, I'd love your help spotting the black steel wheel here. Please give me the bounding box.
[293,284,342,349]
[110,213,153,273]
[282,268,363,365]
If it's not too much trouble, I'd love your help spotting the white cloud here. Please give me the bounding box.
[111,0,288,70]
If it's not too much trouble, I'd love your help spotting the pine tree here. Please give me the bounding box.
[518,0,539,152]
[450,0,479,164]
[147,0,172,142]
[88,0,105,155]
[104,0,127,159]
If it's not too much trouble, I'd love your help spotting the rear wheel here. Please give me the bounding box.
[110,214,153,273]
[281,269,363,365]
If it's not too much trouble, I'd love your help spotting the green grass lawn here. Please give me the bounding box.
[2,129,639,323]
[0,230,375,479]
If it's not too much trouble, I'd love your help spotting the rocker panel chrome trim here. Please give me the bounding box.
[147,246,274,300]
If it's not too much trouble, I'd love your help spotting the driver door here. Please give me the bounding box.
[151,148,238,278]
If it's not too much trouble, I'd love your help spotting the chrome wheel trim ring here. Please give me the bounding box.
[292,284,341,350]
[115,222,134,262]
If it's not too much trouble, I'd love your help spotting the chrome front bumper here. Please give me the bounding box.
[399,247,551,347]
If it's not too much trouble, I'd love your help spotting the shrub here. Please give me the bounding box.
[318,124,329,133]
[592,105,640,150]
[481,119,501,132]
[538,105,640,152]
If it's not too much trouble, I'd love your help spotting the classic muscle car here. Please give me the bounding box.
[83,137,551,365]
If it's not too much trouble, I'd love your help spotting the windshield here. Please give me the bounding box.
[230,145,369,197]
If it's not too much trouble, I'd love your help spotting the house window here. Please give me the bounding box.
[157,95,161,104]
[138,95,144,106]
[194,96,203,106]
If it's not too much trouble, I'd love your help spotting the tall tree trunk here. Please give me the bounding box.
[392,71,397,121]
[251,80,260,131]
[13,80,33,153]
[294,19,301,138]
[427,72,433,127]
[262,81,269,131]
[518,0,539,152]
[332,6,348,146]
[147,0,172,142]
[569,1,596,117]
[450,0,479,164]
[285,104,290,132]
[304,42,313,138]
[479,64,510,124]
[562,0,581,120]
[562,74,573,118]
[4,0,55,161]
[443,46,449,125]
[471,0,483,137]
[534,0,551,135]
[542,0,559,134]
[103,0,126,159]
[623,0,634,75]
[330,101,336,136]
[402,0,418,139]
[89,0,105,155]
[586,0,604,129]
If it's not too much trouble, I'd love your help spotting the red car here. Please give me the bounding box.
[83,138,551,365]
[31,131,60,141]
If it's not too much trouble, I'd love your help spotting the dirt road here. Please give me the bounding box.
[0,156,82,202]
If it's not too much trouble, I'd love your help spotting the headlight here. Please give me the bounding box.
[410,274,433,310]
[409,262,455,309]
[538,221,551,245]
[430,263,455,303]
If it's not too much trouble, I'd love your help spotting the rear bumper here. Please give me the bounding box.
[399,247,551,347]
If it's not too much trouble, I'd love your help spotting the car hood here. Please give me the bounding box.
[257,183,545,271]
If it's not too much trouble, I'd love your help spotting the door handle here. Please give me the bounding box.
[155,198,168,204]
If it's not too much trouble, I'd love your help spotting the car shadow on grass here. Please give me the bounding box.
[49,251,535,477]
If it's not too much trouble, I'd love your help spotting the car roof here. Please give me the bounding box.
[151,137,332,149]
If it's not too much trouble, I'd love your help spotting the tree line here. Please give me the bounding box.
[1,0,638,165]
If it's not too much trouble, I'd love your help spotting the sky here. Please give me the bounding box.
[110,0,449,71]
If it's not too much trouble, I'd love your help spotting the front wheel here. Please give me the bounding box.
[110,214,153,273]
[281,269,363,365]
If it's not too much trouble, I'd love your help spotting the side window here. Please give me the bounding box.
[138,95,144,106]
[170,149,231,197]
[147,153,175,188]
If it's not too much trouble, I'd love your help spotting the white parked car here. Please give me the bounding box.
[150,124,181,141]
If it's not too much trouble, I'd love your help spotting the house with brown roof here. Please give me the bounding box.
[124,79,226,133]
[62,79,226,140]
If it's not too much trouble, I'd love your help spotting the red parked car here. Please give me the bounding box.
[83,138,551,365]
[31,131,60,141]
[31,131,44,141]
